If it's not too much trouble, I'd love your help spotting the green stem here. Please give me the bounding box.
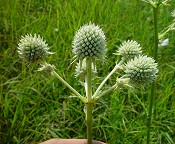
[147,6,158,144]
[85,58,93,144]
[97,83,118,98]
[86,102,93,144]
[92,58,124,99]
[39,61,84,100]
[153,7,159,60]
[51,70,86,102]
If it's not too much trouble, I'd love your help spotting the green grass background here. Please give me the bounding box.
[0,0,175,143]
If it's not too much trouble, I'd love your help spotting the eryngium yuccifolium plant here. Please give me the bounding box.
[18,34,52,63]
[124,55,158,85]
[72,23,106,60]
[116,40,142,59]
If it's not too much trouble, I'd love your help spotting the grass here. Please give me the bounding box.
[0,0,175,143]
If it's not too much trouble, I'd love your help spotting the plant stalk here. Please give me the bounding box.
[147,6,158,144]
[93,58,124,99]
[51,70,85,101]
[85,58,93,144]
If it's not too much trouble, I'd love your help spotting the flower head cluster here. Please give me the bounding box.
[124,55,158,85]
[72,23,106,60]
[116,40,142,59]
[18,34,52,63]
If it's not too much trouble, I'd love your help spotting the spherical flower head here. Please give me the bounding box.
[72,23,106,60]
[18,34,52,63]
[124,55,158,85]
[116,40,142,59]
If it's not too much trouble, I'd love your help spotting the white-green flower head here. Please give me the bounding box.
[116,40,142,59]
[72,23,106,60]
[18,34,52,63]
[124,55,158,85]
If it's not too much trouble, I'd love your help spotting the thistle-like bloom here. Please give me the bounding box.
[72,23,106,60]
[116,40,142,59]
[124,55,158,85]
[18,34,52,63]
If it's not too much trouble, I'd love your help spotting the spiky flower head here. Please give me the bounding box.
[72,23,106,60]
[124,55,158,85]
[116,40,142,59]
[18,34,52,63]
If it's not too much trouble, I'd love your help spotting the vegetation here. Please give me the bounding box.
[0,0,175,143]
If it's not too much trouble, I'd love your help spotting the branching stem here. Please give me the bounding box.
[92,58,124,99]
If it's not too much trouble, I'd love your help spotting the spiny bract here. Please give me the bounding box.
[72,23,106,60]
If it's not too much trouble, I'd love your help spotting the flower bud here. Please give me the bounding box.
[116,40,142,59]
[75,59,96,78]
[72,23,106,60]
[124,55,158,85]
[18,34,52,63]
[38,63,55,74]
[116,77,130,88]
